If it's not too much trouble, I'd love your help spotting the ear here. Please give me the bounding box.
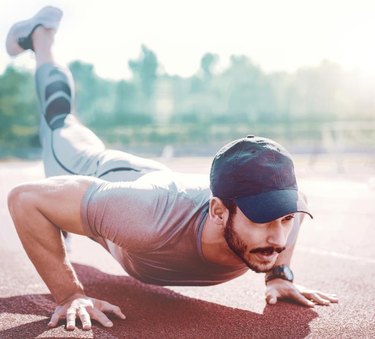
[209,197,230,226]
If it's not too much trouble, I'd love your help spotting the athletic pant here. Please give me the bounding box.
[35,63,168,182]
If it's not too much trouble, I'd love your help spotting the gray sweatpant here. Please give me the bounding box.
[35,63,168,182]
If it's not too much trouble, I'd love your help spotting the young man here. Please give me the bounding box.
[6,6,338,331]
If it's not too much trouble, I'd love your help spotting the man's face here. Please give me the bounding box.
[224,207,295,273]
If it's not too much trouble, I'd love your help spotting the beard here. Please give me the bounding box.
[223,216,285,273]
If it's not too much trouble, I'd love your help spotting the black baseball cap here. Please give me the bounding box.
[210,135,313,223]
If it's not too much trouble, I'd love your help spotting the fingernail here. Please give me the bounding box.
[106,321,113,327]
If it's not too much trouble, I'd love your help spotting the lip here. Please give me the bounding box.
[254,252,278,262]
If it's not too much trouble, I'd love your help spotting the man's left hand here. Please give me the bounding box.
[265,279,339,307]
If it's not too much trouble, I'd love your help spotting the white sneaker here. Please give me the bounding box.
[6,6,63,57]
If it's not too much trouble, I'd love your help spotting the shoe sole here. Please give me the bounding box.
[6,6,63,56]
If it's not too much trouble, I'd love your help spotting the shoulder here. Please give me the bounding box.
[9,175,102,236]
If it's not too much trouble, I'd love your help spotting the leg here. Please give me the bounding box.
[31,27,168,181]
[31,27,106,178]
[7,7,169,181]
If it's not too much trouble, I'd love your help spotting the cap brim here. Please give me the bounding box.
[235,189,313,223]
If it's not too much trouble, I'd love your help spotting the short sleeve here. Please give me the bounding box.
[80,179,185,251]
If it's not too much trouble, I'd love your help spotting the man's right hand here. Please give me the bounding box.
[8,178,125,330]
[48,294,126,330]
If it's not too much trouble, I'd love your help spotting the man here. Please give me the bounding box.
[6,6,337,332]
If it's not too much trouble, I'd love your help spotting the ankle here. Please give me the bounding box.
[33,27,57,67]
[32,26,56,51]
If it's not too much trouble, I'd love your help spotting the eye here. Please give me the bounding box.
[283,214,295,221]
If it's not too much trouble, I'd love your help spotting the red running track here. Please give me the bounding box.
[1,159,374,338]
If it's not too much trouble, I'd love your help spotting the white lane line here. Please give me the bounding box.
[297,246,375,264]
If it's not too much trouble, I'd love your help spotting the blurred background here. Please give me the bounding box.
[1,4,375,337]
[0,0,374,174]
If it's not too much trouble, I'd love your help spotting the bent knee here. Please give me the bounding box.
[7,183,37,217]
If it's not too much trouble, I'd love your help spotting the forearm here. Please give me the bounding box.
[8,189,84,304]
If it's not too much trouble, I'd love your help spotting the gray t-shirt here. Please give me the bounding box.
[81,170,248,286]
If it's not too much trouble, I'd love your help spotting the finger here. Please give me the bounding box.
[48,310,62,328]
[308,293,330,306]
[265,289,279,305]
[290,290,315,307]
[100,302,126,319]
[78,307,92,330]
[316,292,339,303]
[91,308,113,328]
[66,308,77,331]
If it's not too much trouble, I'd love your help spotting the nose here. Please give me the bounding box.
[266,219,287,247]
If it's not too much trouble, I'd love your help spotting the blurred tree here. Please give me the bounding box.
[113,79,152,125]
[114,80,128,118]
[128,45,159,99]
[288,60,344,120]
[221,55,271,123]
[69,61,98,121]
[200,53,219,78]
[1,47,374,158]
[0,66,37,148]
[183,53,223,122]
[127,45,160,118]
[69,60,120,125]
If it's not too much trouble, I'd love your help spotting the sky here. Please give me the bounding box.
[1,0,375,80]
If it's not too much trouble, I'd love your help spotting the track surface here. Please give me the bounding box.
[1,156,374,338]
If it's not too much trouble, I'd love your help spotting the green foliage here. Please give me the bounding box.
[1,47,374,158]
[128,45,158,115]
[200,53,219,78]
[0,66,38,150]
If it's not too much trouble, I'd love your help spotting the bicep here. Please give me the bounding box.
[32,176,100,235]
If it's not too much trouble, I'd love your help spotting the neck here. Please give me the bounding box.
[201,216,243,266]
